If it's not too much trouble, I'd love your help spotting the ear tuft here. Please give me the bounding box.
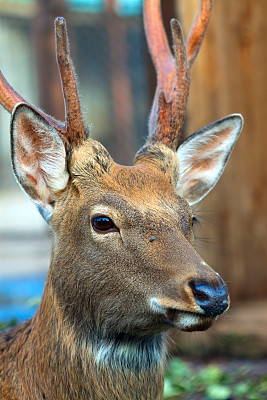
[176,114,243,205]
[11,103,69,216]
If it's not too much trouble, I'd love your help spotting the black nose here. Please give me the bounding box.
[190,280,229,317]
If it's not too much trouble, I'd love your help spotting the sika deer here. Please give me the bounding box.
[0,0,243,399]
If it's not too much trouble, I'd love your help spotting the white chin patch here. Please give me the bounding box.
[149,298,215,331]
[178,313,202,330]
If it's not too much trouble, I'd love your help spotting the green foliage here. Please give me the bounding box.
[164,357,267,400]
[0,318,17,331]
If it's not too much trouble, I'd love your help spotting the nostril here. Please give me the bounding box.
[191,286,210,303]
[189,280,229,317]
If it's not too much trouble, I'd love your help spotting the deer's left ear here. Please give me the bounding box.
[11,103,69,221]
[176,114,243,205]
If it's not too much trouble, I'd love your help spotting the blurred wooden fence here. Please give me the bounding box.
[177,0,267,300]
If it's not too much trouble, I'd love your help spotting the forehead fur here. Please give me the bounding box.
[134,142,179,186]
[70,139,112,179]
[70,139,180,196]
[66,139,192,240]
[69,139,180,202]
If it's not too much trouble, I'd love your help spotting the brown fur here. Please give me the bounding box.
[0,1,242,398]
[0,139,224,399]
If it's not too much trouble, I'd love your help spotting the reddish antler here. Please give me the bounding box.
[186,0,212,66]
[151,19,189,151]
[144,0,212,150]
[0,69,65,135]
[0,71,26,113]
[0,17,86,147]
[55,17,86,146]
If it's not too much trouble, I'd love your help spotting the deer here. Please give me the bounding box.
[0,0,243,399]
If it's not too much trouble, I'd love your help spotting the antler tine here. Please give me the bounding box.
[186,0,212,66]
[0,71,26,113]
[143,0,176,137]
[144,0,189,150]
[152,19,189,150]
[0,69,65,134]
[144,0,212,150]
[55,17,86,147]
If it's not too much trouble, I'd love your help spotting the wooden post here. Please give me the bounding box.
[177,0,267,299]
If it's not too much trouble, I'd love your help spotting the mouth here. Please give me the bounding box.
[149,297,220,332]
[165,308,216,332]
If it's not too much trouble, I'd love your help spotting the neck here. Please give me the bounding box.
[5,277,167,400]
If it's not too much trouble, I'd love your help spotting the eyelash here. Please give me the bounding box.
[192,216,200,226]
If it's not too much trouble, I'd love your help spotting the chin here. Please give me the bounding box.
[168,310,217,332]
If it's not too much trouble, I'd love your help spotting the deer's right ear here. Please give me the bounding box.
[11,103,69,221]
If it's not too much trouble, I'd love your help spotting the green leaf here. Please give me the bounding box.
[0,318,17,331]
[198,366,225,385]
[233,381,251,396]
[167,358,191,378]
[206,384,232,399]
[163,379,180,398]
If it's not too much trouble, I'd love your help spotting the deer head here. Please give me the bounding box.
[1,0,243,364]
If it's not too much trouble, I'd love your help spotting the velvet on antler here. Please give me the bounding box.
[55,17,86,146]
[144,0,212,150]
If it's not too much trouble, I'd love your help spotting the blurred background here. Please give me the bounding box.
[0,0,266,363]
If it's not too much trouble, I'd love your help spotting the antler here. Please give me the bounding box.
[0,17,86,147]
[186,0,212,66]
[144,0,212,150]
[0,69,65,135]
[55,18,86,146]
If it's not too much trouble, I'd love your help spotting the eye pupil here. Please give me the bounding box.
[92,216,116,232]
[94,216,112,230]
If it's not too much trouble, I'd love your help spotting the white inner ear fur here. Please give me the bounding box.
[11,103,69,210]
[176,114,243,205]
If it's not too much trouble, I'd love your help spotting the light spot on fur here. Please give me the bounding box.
[178,313,201,329]
[93,334,166,372]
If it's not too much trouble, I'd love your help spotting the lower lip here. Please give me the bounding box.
[166,309,216,332]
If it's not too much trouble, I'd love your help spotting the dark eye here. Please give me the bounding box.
[92,215,118,233]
